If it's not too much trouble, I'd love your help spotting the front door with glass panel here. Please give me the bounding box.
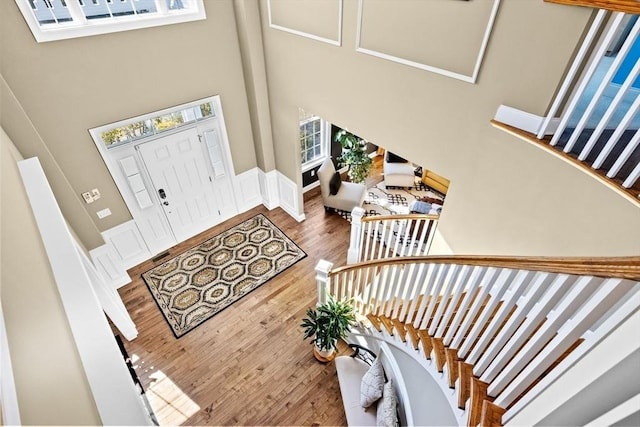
[137,128,221,243]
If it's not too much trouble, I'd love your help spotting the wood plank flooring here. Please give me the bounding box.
[117,187,352,426]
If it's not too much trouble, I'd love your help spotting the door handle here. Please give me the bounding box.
[158,188,166,199]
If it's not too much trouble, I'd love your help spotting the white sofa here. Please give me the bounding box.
[335,343,411,426]
[383,151,415,189]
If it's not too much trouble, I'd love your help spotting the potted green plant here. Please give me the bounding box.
[335,129,373,184]
[301,295,356,360]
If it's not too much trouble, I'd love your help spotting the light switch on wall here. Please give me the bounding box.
[96,208,111,219]
[82,191,94,203]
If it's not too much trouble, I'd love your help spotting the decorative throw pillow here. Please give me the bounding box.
[329,171,342,195]
[360,357,385,408]
[376,380,398,427]
[386,152,407,163]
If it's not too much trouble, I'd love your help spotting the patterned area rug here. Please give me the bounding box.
[142,214,306,338]
[336,178,445,220]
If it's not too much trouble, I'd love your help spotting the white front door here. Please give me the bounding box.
[137,128,221,243]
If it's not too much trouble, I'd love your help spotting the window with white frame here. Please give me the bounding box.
[299,112,330,169]
[15,0,206,43]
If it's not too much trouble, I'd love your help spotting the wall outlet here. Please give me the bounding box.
[96,208,111,219]
[91,188,101,200]
[82,192,94,204]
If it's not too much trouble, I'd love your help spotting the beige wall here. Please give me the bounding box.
[0,0,257,249]
[261,0,640,256]
[0,128,101,425]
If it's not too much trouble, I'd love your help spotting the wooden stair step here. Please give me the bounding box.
[480,400,506,427]
[366,313,382,332]
[417,329,433,359]
[378,315,395,336]
[405,323,420,350]
[391,318,407,342]
[468,377,490,427]
[458,362,474,410]
[432,337,447,373]
[445,348,459,389]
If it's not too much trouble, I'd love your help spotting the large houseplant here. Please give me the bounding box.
[301,295,356,359]
[335,129,373,184]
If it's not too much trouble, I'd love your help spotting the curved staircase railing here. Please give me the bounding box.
[347,207,439,264]
[316,255,640,426]
[493,9,640,205]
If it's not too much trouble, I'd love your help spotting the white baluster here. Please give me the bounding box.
[443,266,488,346]
[435,265,473,338]
[474,271,555,375]
[411,264,439,329]
[550,12,625,147]
[607,129,640,179]
[465,270,534,365]
[493,278,635,407]
[449,268,500,350]
[537,9,608,139]
[582,56,640,163]
[486,275,603,396]
[480,273,576,383]
[622,160,640,188]
[427,265,461,335]
[458,269,517,358]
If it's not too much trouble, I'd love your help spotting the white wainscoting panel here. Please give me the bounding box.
[90,244,131,290]
[102,220,151,270]
[234,168,263,211]
[259,169,280,209]
[277,171,306,222]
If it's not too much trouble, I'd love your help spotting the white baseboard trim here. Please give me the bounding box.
[303,180,320,193]
[494,104,560,136]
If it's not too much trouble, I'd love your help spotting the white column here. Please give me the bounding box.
[315,260,334,305]
[347,207,365,264]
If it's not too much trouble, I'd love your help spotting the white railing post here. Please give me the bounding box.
[347,207,365,264]
[315,259,334,306]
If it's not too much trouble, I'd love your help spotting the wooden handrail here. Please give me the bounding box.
[328,255,640,280]
[545,0,640,14]
[361,213,439,223]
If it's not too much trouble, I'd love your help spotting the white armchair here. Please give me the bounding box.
[317,158,366,213]
[383,151,415,188]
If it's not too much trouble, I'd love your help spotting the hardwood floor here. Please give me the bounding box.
[117,187,352,426]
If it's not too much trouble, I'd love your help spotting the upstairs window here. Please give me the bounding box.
[299,111,330,170]
[15,0,206,42]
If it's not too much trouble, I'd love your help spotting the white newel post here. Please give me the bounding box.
[347,207,365,264]
[315,260,333,306]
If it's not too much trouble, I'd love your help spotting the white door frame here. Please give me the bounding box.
[89,95,238,256]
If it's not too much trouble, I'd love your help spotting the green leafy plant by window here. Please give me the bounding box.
[301,295,356,352]
[335,129,373,184]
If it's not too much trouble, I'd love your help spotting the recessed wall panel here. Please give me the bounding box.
[269,0,342,44]
[358,0,497,77]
